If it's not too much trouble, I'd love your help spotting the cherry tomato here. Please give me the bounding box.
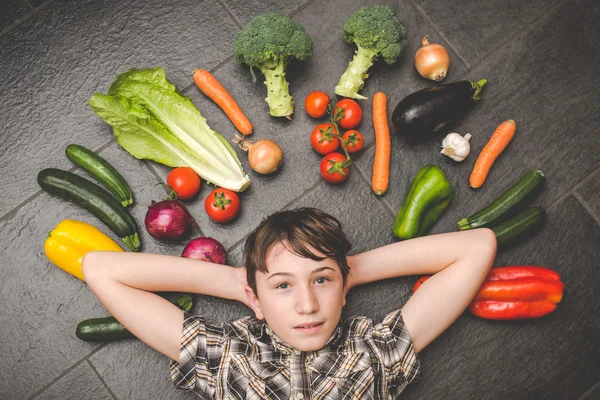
[167,167,201,200]
[310,123,340,154]
[319,152,350,184]
[205,188,240,223]
[342,130,364,153]
[305,91,330,118]
[335,99,362,129]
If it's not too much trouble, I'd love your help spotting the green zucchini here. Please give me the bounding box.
[66,144,133,207]
[76,295,194,342]
[492,206,547,248]
[458,170,545,230]
[37,168,140,251]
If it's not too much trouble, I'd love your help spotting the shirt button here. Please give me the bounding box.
[294,349,301,355]
[297,393,304,399]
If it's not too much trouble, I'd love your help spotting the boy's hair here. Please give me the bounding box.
[244,207,352,296]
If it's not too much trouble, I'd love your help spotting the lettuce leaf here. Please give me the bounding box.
[89,68,250,192]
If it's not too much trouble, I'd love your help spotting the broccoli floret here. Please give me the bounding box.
[335,5,408,100]
[233,13,312,119]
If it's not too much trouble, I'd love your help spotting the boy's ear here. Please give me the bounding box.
[244,285,264,320]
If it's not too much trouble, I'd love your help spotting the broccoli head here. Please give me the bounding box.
[234,13,313,118]
[335,5,408,100]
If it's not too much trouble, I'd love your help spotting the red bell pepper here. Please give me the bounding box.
[412,266,564,320]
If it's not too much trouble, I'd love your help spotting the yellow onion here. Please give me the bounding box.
[239,139,283,175]
[414,35,450,81]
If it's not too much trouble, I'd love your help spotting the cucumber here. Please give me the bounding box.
[37,168,140,251]
[66,144,133,207]
[458,170,545,230]
[76,295,194,342]
[492,206,546,248]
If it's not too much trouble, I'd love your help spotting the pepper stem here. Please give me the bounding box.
[470,79,488,101]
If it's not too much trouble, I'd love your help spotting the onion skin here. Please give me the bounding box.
[415,35,450,81]
[247,139,283,175]
[182,237,227,264]
[144,199,195,242]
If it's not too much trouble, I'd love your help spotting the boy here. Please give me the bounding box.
[83,207,496,399]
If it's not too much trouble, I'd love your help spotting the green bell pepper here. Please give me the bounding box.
[393,165,454,240]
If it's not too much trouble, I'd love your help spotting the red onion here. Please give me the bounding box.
[182,237,227,264]
[144,199,195,242]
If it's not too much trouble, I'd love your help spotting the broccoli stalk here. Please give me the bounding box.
[234,13,312,119]
[335,5,408,100]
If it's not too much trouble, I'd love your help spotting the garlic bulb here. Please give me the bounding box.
[441,133,472,162]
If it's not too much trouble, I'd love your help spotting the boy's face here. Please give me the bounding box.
[246,242,346,352]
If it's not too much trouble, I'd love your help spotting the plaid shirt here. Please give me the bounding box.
[170,309,421,399]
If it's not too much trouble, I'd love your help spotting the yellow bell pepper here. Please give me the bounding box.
[44,219,123,281]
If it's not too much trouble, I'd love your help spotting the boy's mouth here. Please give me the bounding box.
[294,321,324,332]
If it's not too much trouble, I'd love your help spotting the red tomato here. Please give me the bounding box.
[305,91,330,118]
[205,188,240,223]
[319,152,350,184]
[335,99,362,129]
[167,167,201,200]
[342,130,364,153]
[310,123,340,154]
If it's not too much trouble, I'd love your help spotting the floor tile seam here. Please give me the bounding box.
[215,0,244,29]
[24,0,35,12]
[0,10,34,39]
[454,0,566,81]
[28,343,109,400]
[572,191,600,226]
[86,359,120,400]
[406,0,470,69]
[572,164,600,193]
[0,137,116,223]
[545,163,600,215]
[287,0,318,18]
[578,379,600,400]
[351,156,397,218]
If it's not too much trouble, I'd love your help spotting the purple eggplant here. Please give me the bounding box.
[391,79,487,141]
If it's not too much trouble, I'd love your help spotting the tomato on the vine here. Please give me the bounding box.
[342,130,364,153]
[305,91,330,118]
[319,152,350,184]
[310,123,340,154]
[335,99,362,129]
[205,188,240,223]
[167,167,201,200]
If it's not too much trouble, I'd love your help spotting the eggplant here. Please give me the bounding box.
[391,79,487,141]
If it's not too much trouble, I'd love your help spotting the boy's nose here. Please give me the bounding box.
[295,288,319,314]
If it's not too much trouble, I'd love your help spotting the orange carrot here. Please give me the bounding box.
[193,69,253,136]
[372,92,391,195]
[469,119,517,188]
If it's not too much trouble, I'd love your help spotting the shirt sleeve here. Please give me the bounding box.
[375,308,422,393]
[169,312,225,398]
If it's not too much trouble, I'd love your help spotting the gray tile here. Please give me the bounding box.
[574,168,600,223]
[0,0,31,33]
[413,0,560,66]
[0,142,170,399]
[400,196,600,400]
[0,0,238,217]
[356,0,600,217]
[221,0,311,26]
[580,381,600,400]
[35,361,113,400]
[28,0,49,10]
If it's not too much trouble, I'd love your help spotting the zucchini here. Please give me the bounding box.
[458,170,545,230]
[37,168,140,251]
[66,144,133,207]
[76,294,194,342]
[492,206,547,248]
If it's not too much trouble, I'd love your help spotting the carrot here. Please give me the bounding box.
[372,92,391,195]
[469,119,517,188]
[192,69,253,136]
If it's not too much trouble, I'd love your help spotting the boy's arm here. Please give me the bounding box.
[82,252,247,362]
[346,229,496,353]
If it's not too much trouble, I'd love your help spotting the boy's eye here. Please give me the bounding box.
[315,277,329,284]
[276,283,289,289]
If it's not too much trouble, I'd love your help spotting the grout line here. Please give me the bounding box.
[352,159,397,218]
[28,344,109,399]
[454,0,566,80]
[24,0,35,12]
[0,12,34,39]
[578,380,600,400]
[288,0,318,17]
[215,0,243,29]
[573,192,600,226]
[572,164,600,193]
[407,0,470,69]
[87,359,120,400]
